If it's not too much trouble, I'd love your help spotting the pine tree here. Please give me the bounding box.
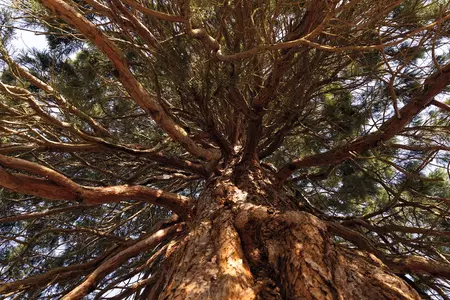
[1,0,450,298]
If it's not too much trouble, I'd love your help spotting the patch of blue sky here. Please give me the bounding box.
[0,0,48,53]
[12,28,47,52]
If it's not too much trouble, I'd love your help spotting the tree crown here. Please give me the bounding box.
[0,0,450,298]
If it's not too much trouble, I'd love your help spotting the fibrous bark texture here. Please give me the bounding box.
[148,166,420,299]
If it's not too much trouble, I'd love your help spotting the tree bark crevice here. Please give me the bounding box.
[235,205,420,299]
[149,167,421,299]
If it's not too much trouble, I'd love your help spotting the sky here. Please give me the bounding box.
[12,29,47,52]
[0,0,48,53]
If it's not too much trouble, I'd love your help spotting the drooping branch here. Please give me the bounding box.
[0,245,119,295]
[62,222,185,300]
[0,154,194,219]
[328,221,450,280]
[0,42,111,137]
[277,62,450,181]
[39,0,219,162]
[0,205,87,224]
[0,142,208,176]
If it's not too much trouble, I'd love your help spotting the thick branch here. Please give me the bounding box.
[0,154,194,219]
[39,0,219,162]
[0,143,207,176]
[388,256,450,280]
[277,62,450,180]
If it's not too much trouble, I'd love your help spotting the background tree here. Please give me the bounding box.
[0,0,450,299]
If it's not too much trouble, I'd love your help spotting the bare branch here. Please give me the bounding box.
[388,256,450,280]
[431,99,450,113]
[120,0,184,23]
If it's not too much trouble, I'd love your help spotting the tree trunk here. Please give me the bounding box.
[148,164,420,299]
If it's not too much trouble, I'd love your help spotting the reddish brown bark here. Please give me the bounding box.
[39,0,219,162]
[431,99,450,113]
[1,154,436,299]
[62,223,185,300]
[0,154,194,219]
[145,166,421,299]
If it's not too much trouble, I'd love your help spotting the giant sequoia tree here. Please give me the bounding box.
[0,0,450,298]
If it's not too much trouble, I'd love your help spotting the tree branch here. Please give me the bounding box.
[0,142,207,177]
[0,205,87,224]
[388,256,450,280]
[181,0,448,61]
[431,99,450,113]
[120,0,184,22]
[0,245,119,295]
[0,42,111,137]
[328,221,450,280]
[277,62,450,181]
[62,222,185,300]
[0,154,194,219]
[39,0,219,162]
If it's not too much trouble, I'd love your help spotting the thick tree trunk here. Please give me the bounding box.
[148,165,420,299]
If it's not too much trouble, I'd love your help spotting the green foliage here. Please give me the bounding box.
[321,87,365,137]
[0,0,449,298]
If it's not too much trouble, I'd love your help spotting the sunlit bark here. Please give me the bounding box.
[147,166,421,299]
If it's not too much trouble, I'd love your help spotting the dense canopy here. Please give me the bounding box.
[0,0,450,299]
